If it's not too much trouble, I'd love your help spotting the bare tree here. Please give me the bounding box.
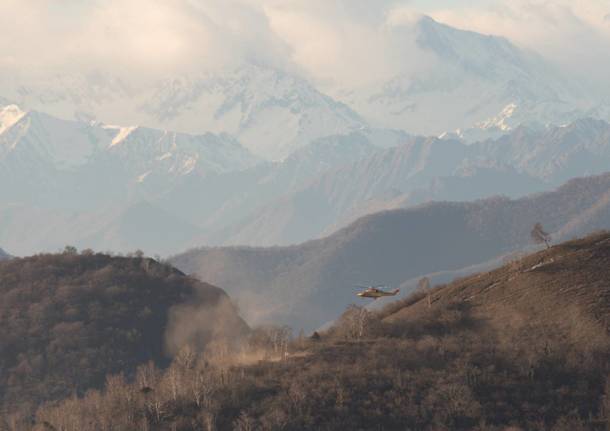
[338,305,372,340]
[270,326,291,360]
[531,222,551,248]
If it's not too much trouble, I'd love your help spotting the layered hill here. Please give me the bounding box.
[214,119,610,246]
[32,232,610,431]
[4,18,610,256]
[0,252,246,412]
[0,102,403,255]
[172,172,610,331]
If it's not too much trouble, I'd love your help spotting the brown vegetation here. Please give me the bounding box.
[10,232,610,430]
[0,251,245,416]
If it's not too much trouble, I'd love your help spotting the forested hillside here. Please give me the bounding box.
[172,172,610,331]
[0,251,246,414]
[27,232,610,431]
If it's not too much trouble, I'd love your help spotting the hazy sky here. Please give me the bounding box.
[1,0,609,88]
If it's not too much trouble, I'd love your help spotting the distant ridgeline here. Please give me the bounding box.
[172,172,610,331]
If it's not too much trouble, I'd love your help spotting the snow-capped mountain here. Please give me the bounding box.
[0,110,108,170]
[0,103,381,255]
[2,16,610,255]
[103,126,258,184]
[0,104,259,176]
[331,16,604,138]
[141,65,366,159]
[3,18,606,159]
[0,105,26,134]
[3,65,366,161]
[475,118,610,183]
[0,103,260,209]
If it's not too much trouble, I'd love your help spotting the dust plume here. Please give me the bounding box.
[164,291,249,358]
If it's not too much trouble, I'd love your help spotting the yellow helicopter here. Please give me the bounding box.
[355,285,400,300]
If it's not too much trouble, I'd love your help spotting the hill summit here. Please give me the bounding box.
[0,251,246,412]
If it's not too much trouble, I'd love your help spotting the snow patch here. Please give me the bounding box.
[136,171,151,183]
[103,125,138,147]
[0,105,26,134]
[476,103,518,132]
[181,156,198,175]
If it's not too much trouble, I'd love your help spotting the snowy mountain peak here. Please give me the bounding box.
[142,63,365,160]
[416,16,526,77]
[0,107,260,183]
[476,103,518,131]
[0,104,26,135]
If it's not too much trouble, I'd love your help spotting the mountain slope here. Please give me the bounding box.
[157,131,387,233]
[5,19,606,160]
[383,232,610,331]
[172,172,610,331]
[3,65,367,161]
[0,105,263,255]
[141,65,366,160]
[0,123,396,255]
[214,119,610,246]
[476,118,610,183]
[0,106,259,208]
[0,252,246,411]
[334,16,600,138]
[33,232,610,431]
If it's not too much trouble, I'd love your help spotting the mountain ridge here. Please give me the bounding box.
[211,119,610,247]
[332,16,602,137]
[172,172,610,331]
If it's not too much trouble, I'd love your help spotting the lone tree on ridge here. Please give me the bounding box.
[531,222,551,249]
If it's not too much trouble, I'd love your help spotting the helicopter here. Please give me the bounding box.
[355,285,400,299]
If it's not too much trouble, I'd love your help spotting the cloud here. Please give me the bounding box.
[263,0,427,87]
[0,0,430,90]
[0,0,609,92]
[0,0,291,83]
[427,0,610,85]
